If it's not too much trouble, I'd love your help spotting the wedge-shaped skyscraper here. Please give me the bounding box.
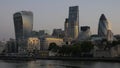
[13,11,33,41]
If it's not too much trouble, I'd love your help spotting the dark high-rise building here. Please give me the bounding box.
[68,6,79,40]
[13,11,33,41]
[64,18,68,37]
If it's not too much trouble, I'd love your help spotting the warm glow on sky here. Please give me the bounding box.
[0,0,120,41]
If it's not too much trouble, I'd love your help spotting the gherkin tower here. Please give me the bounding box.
[98,14,111,38]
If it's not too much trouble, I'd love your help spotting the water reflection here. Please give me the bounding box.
[0,60,120,68]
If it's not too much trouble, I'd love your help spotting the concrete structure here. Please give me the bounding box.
[78,26,91,41]
[0,41,6,54]
[40,36,63,50]
[13,11,33,41]
[68,6,79,40]
[93,45,120,57]
[27,37,40,52]
[6,39,17,53]
[93,50,111,57]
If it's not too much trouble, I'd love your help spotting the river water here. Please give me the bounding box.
[0,60,120,68]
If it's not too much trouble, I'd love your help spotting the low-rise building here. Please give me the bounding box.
[40,36,63,50]
[6,39,18,53]
[27,37,40,52]
[52,29,64,38]
[93,45,120,58]
[78,26,91,41]
[0,41,6,54]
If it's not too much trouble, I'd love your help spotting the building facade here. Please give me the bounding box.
[13,11,33,41]
[78,26,91,41]
[31,30,50,38]
[6,39,17,53]
[40,36,63,50]
[52,29,64,38]
[27,37,40,52]
[68,6,79,40]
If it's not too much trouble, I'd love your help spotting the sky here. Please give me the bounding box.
[0,0,120,41]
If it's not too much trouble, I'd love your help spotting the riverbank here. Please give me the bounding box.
[0,55,120,62]
[36,56,120,62]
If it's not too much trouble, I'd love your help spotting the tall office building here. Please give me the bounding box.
[98,14,111,38]
[68,6,79,40]
[13,11,33,41]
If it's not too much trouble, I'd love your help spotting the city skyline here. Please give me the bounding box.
[0,0,120,41]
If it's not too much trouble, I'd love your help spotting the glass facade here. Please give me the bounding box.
[68,6,79,40]
[98,14,109,38]
[13,11,33,41]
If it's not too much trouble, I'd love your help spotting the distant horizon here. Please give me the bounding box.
[0,0,120,41]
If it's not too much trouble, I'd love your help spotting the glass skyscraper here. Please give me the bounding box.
[98,14,112,40]
[13,11,33,41]
[68,6,79,40]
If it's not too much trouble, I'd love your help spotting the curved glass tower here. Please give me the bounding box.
[98,14,111,38]
[13,11,33,41]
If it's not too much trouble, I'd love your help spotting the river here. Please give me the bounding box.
[0,60,120,68]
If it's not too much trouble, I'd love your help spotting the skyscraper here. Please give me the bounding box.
[98,14,112,40]
[68,6,79,40]
[13,11,33,41]
[64,18,68,37]
[98,14,109,37]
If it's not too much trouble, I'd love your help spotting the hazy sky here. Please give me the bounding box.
[0,0,120,41]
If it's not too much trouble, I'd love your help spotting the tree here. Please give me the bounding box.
[48,43,59,52]
[80,41,94,52]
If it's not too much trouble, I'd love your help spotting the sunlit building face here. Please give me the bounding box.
[13,11,33,41]
[68,6,79,40]
[27,37,40,52]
